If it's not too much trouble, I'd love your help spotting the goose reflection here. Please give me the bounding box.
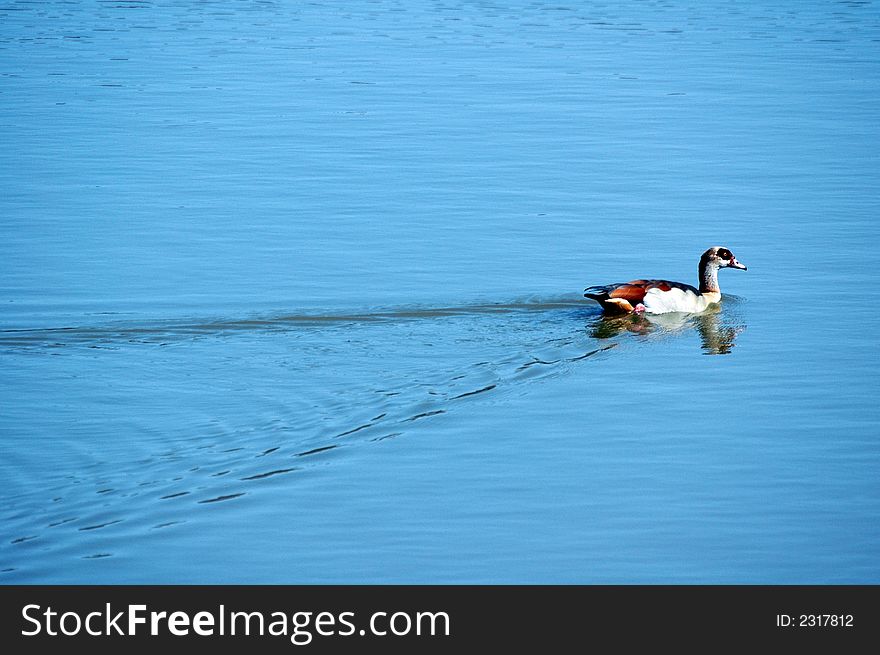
[588,305,744,355]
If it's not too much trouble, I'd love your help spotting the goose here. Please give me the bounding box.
[584,246,747,314]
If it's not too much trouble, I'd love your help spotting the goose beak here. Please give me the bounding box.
[729,258,747,270]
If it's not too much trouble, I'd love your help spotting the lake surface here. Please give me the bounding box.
[2,0,879,583]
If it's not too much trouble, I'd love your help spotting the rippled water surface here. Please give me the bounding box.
[2,0,879,583]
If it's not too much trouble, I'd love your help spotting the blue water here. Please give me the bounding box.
[2,0,879,583]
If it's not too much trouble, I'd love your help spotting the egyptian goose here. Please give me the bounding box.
[584,246,747,314]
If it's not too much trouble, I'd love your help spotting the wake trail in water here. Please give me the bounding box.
[0,302,617,565]
[0,294,589,349]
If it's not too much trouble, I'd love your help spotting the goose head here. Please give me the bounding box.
[703,246,747,271]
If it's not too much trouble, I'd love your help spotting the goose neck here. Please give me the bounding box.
[699,259,720,294]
